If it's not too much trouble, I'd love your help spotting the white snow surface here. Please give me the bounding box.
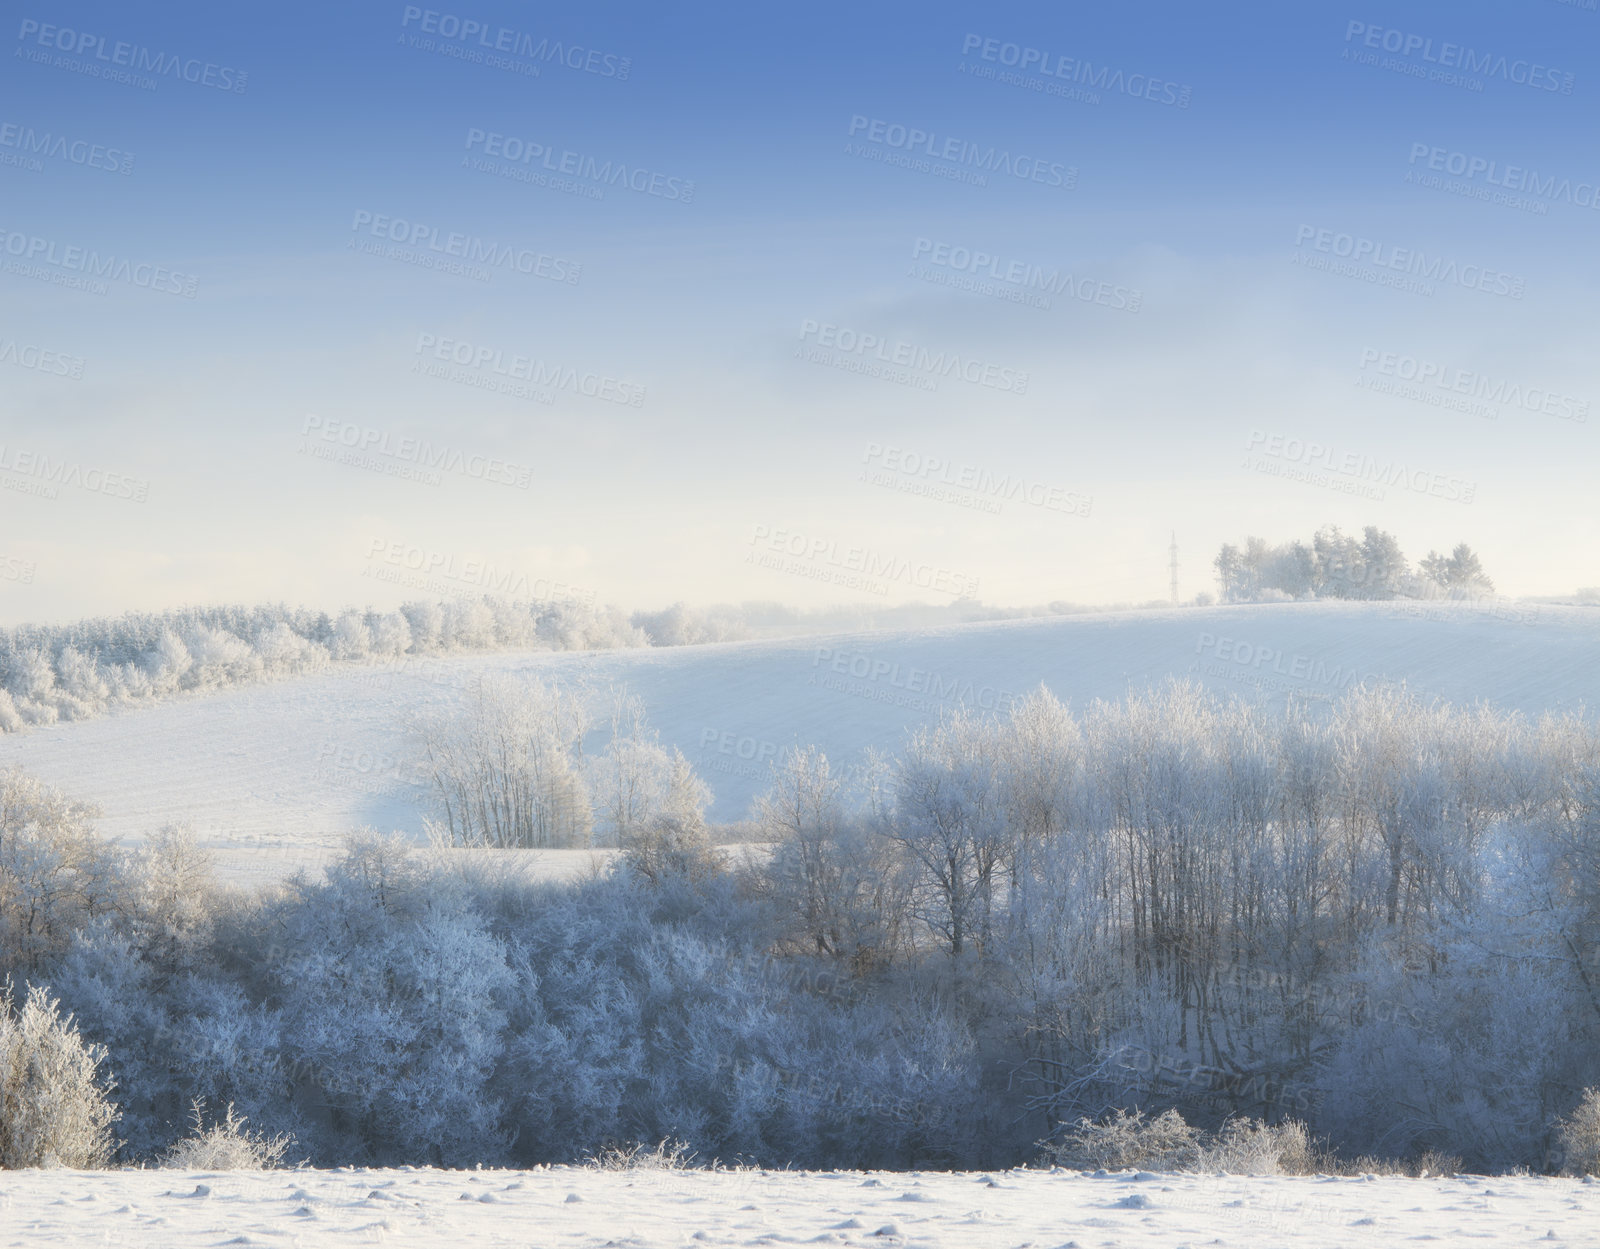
[0,601,1594,883]
[0,1164,1594,1247]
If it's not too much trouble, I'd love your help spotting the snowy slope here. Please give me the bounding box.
[0,1164,1594,1247]
[0,601,1595,882]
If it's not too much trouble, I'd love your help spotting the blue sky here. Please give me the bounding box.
[3,0,1596,621]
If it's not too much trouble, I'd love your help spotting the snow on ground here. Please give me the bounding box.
[0,1164,1594,1247]
[0,601,1594,884]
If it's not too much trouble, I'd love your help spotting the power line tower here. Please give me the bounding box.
[1169,532,1179,606]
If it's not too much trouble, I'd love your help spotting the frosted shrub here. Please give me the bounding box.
[1554,1088,1600,1175]
[1199,1118,1316,1175]
[161,1101,293,1170]
[586,1137,700,1170]
[1041,1111,1316,1175]
[1041,1108,1203,1172]
[0,984,119,1168]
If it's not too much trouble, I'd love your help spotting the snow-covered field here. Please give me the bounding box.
[1,1164,1595,1247]
[0,601,1594,883]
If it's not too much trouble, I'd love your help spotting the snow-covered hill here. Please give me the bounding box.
[0,601,1594,882]
[0,1164,1594,1248]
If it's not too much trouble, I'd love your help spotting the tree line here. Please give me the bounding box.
[1213,525,1493,603]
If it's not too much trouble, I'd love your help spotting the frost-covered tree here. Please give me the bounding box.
[753,747,909,967]
[620,750,718,885]
[418,674,593,848]
[1421,543,1495,596]
[592,691,676,842]
[0,769,120,974]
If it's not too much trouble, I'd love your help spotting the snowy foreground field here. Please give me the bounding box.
[0,601,1594,883]
[3,1165,1597,1248]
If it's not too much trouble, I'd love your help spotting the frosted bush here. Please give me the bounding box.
[1041,1109,1203,1172]
[1199,1117,1316,1175]
[1041,1111,1316,1175]
[586,1137,700,1170]
[0,984,119,1168]
[161,1101,293,1170]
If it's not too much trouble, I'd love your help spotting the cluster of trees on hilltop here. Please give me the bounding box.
[0,597,655,733]
[4,679,1600,1174]
[1213,525,1494,604]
